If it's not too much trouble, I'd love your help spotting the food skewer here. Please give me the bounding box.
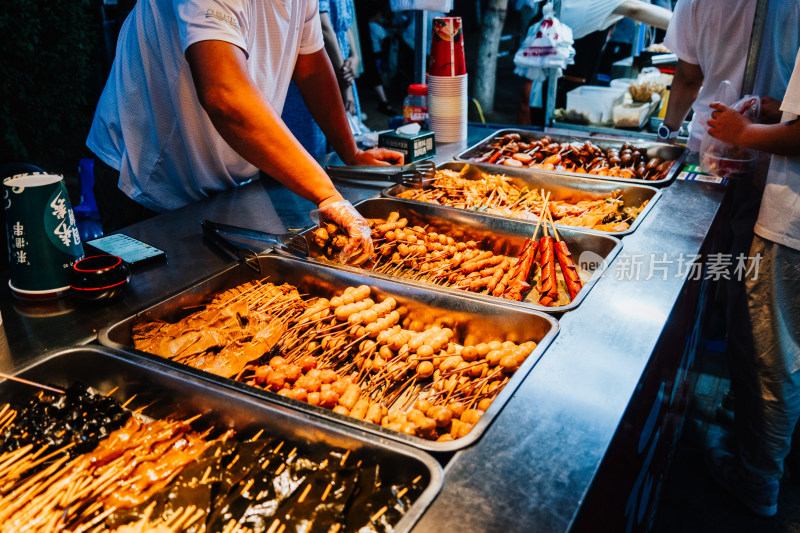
[547,204,584,301]
[501,192,549,302]
[537,198,559,307]
[0,371,64,395]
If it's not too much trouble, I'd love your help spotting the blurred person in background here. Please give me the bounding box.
[284,0,364,157]
[517,0,672,125]
[355,0,397,115]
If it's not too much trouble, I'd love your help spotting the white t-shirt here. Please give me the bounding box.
[560,0,624,40]
[664,0,800,152]
[754,52,800,252]
[87,0,324,212]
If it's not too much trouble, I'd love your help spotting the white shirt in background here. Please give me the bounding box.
[87,0,324,212]
[755,51,800,252]
[559,0,625,40]
[664,0,800,152]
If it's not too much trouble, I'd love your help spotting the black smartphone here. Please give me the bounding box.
[85,233,167,267]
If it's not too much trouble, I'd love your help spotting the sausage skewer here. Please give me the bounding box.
[501,192,550,301]
[546,206,584,301]
[537,208,558,307]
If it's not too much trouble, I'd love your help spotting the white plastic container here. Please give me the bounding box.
[610,78,637,91]
[566,86,626,124]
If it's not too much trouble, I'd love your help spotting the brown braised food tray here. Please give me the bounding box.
[0,345,442,532]
[99,255,558,453]
[456,128,687,186]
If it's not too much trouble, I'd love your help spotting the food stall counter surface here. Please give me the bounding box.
[0,125,727,532]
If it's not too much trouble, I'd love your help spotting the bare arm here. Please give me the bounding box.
[294,49,402,165]
[708,103,800,156]
[662,59,704,134]
[320,12,346,81]
[320,11,355,112]
[346,28,359,74]
[293,48,356,160]
[613,0,672,30]
[186,40,342,207]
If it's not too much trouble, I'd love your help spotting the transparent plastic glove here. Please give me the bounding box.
[311,200,373,265]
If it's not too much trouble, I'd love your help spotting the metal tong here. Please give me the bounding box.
[201,220,310,273]
[325,160,436,188]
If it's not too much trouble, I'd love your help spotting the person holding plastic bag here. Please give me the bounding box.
[701,49,800,518]
[699,81,761,179]
[661,0,800,440]
[660,0,800,150]
[514,0,671,125]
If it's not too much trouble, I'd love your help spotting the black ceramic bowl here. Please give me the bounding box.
[70,255,131,302]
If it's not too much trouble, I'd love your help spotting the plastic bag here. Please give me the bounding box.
[310,200,373,265]
[513,3,575,81]
[700,80,761,178]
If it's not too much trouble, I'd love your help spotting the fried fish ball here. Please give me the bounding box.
[267,369,286,390]
[285,388,308,402]
[427,405,452,428]
[416,361,435,378]
[294,375,321,393]
[297,355,317,372]
[319,389,340,408]
[269,356,288,369]
[461,409,484,425]
[254,366,271,384]
[478,398,493,412]
[282,364,302,383]
[461,345,478,362]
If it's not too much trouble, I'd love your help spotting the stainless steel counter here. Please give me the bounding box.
[0,126,728,532]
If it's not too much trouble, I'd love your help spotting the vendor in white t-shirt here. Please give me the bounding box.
[87,0,402,263]
[660,0,800,150]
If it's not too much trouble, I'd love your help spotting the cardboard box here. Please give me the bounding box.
[378,130,436,162]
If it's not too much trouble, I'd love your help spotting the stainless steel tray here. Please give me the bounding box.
[99,255,558,453]
[455,128,687,187]
[303,197,621,313]
[4,345,442,533]
[382,161,661,237]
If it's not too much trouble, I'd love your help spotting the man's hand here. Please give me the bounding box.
[707,102,754,146]
[759,96,782,124]
[343,85,356,115]
[316,200,373,265]
[347,148,405,166]
[338,59,356,87]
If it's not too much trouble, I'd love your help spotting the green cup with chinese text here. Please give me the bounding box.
[4,173,84,299]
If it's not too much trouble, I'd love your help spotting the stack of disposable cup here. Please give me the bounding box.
[428,16,468,143]
[428,74,468,143]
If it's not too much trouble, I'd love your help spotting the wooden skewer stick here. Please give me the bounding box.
[545,202,560,242]
[370,505,389,522]
[0,371,64,395]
